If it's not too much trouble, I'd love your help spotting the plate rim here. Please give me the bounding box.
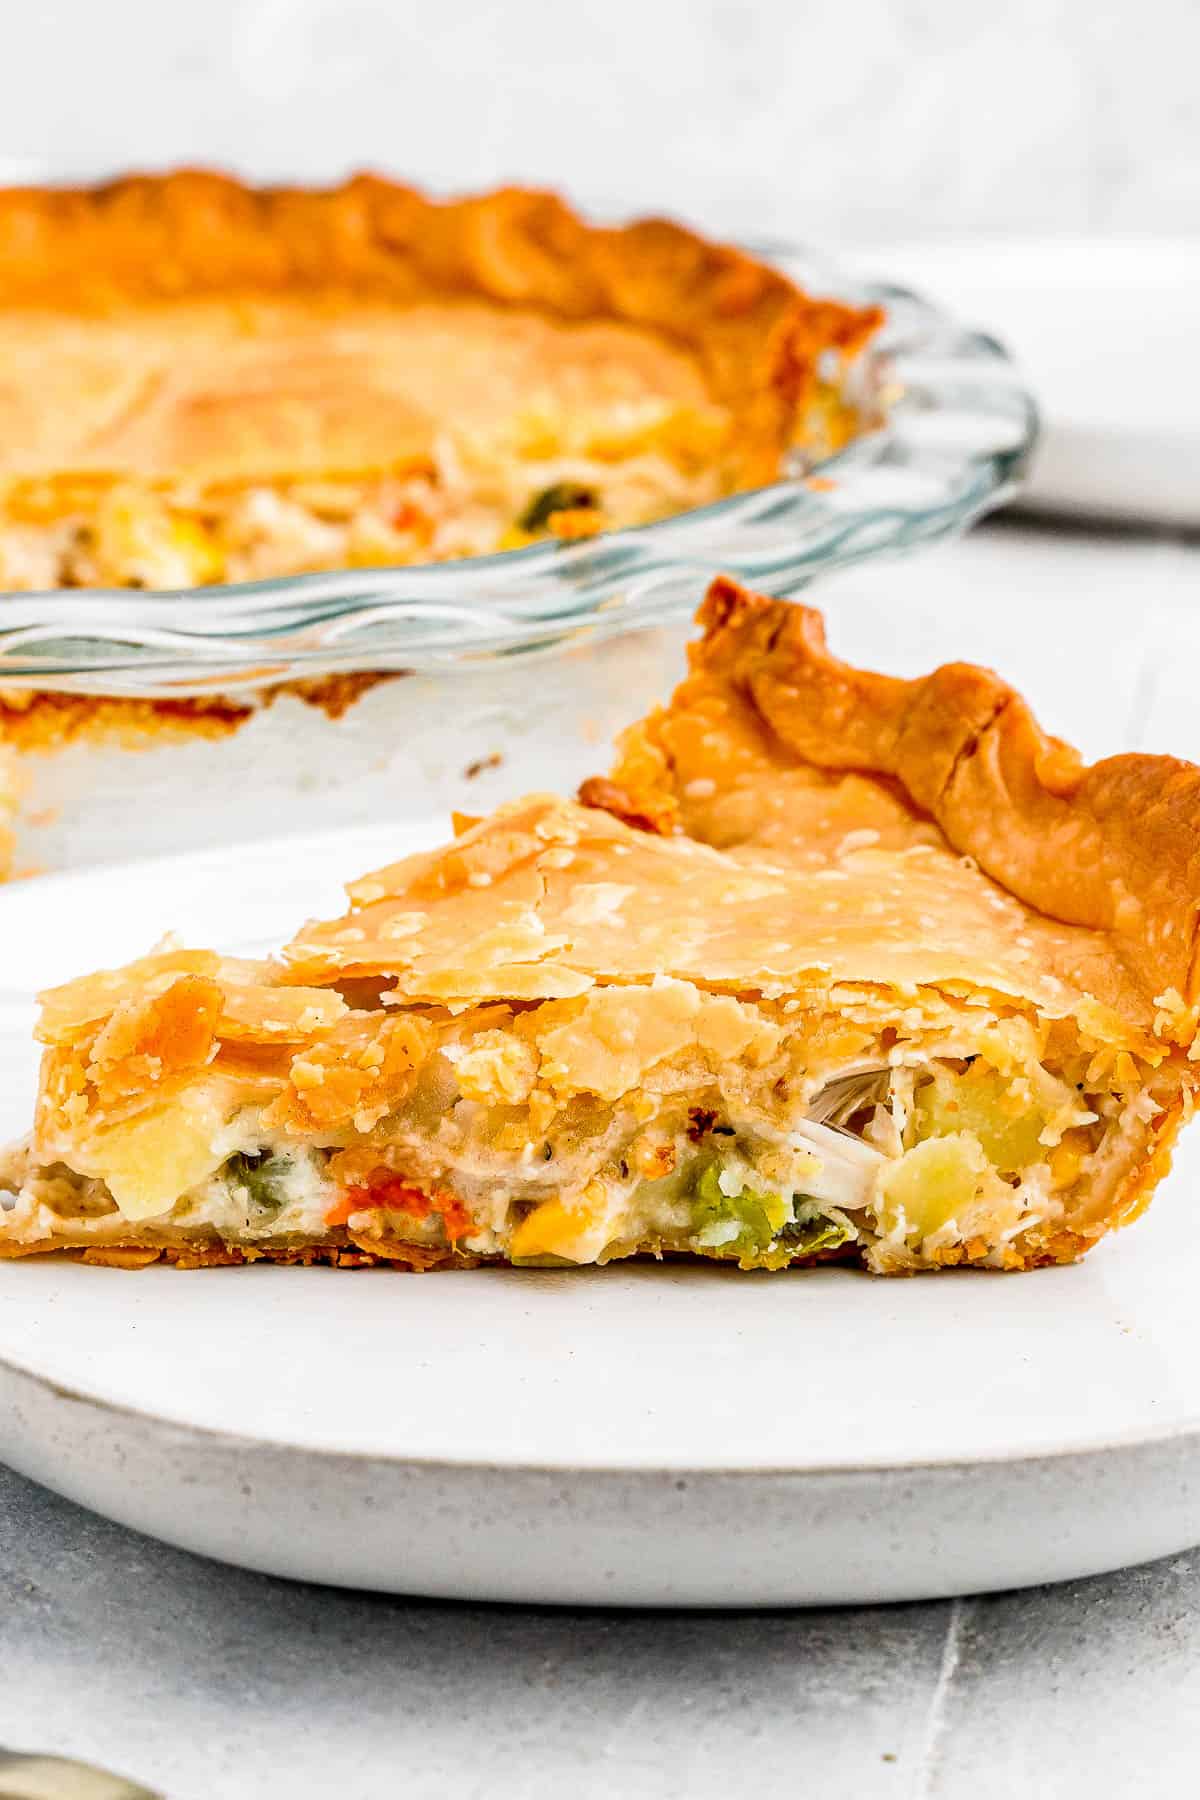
[4,1308,1200,1479]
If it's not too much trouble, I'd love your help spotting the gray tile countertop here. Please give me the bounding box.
[5,1461,1200,1800]
[6,518,1200,1797]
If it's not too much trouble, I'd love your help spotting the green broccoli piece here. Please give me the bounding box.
[782,1199,851,1256]
[517,482,598,533]
[691,1167,849,1267]
[691,1165,789,1258]
[224,1150,293,1218]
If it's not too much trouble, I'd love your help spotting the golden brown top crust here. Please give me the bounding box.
[0,171,880,491]
[586,577,1200,1025]
[32,786,1156,1153]
[276,792,1157,1039]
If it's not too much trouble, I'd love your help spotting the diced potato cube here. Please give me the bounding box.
[94,1098,225,1221]
[878,1132,990,1243]
[914,1066,1046,1172]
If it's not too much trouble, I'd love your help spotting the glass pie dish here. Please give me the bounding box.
[0,243,1036,701]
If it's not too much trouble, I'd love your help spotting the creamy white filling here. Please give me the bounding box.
[0,439,722,593]
[180,1145,333,1239]
[0,1042,1126,1272]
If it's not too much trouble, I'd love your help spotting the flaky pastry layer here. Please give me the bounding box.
[586,577,1200,1025]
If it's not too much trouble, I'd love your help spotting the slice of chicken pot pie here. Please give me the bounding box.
[3,579,1198,1275]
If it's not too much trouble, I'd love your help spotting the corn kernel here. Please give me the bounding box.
[1050,1138,1086,1190]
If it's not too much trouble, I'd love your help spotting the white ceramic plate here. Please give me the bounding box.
[3,824,1200,1606]
[848,239,1200,526]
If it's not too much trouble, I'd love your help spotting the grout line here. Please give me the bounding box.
[911,1596,968,1800]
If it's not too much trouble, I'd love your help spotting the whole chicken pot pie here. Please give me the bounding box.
[3,577,1197,1276]
[0,172,880,593]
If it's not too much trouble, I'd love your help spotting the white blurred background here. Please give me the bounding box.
[4,0,1198,877]
[4,0,1198,246]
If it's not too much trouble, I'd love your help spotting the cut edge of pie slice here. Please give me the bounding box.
[3,579,1197,1276]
